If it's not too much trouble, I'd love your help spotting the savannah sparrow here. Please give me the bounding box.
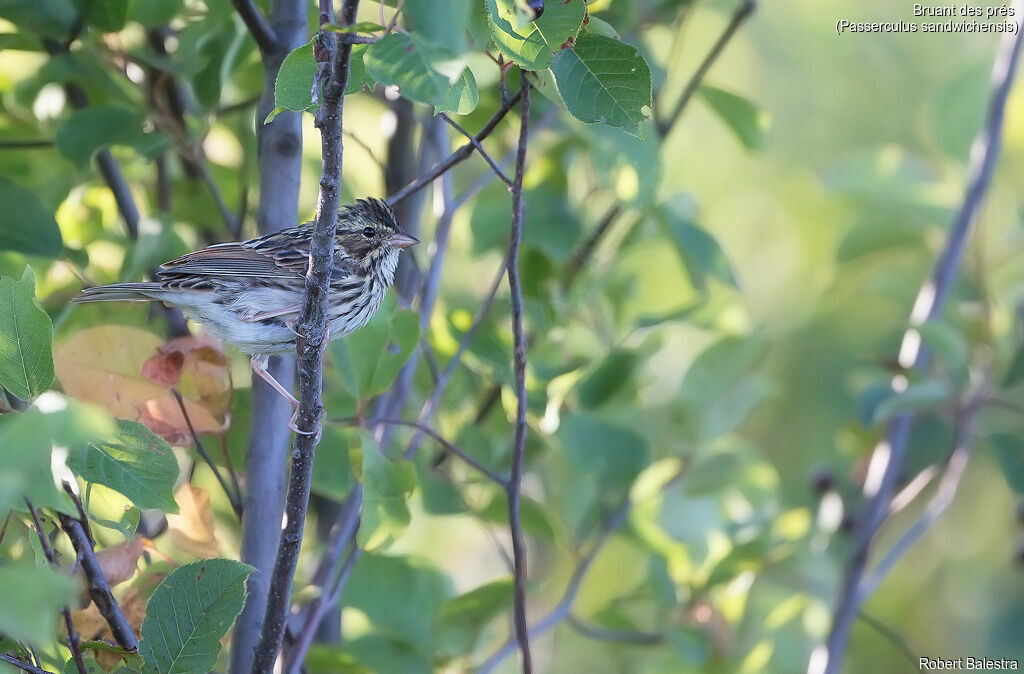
[75,198,418,433]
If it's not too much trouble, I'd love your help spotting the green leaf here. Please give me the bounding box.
[871,379,953,425]
[405,0,468,51]
[0,397,114,514]
[0,177,63,257]
[661,202,737,290]
[559,413,650,488]
[270,40,317,119]
[916,322,968,382]
[63,656,102,674]
[329,297,420,399]
[0,564,78,644]
[67,419,180,513]
[550,32,653,136]
[433,578,513,657]
[138,559,253,674]
[576,348,639,408]
[0,0,75,38]
[312,425,354,500]
[73,0,127,32]
[353,432,416,551]
[479,493,556,540]
[364,33,478,114]
[697,85,770,150]
[0,267,54,400]
[486,0,586,70]
[127,0,182,27]
[55,104,170,167]
[341,554,452,650]
[990,434,1024,493]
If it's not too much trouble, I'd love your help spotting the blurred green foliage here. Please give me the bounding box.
[0,0,1022,673]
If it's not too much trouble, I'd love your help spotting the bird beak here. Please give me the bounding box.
[388,230,419,249]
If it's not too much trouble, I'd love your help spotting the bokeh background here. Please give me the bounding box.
[1,0,1023,672]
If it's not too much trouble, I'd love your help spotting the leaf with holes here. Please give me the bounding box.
[0,267,53,400]
[550,33,652,137]
[68,419,180,513]
[138,559,252,674]
[365,33,477,114]
[486,0,586,70]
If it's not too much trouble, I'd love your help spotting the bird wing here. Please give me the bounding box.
[157,227,312,280]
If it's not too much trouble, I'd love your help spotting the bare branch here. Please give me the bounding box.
[171,388,243,517]
[813,20,1024,674]
[0,654,55,674]
[57,507,139,651]
[25,499,87,674]
[479,466,686,673]
[386,90,524,207]
[505,76,533,674]
[230,0,281,54]
[337,417,509,486]
[252,0,362,668]
[567,616,665,646]
[439,113,513,187]
[655,0,757,137]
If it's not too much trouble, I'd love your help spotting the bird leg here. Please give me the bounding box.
[250,353,317,437]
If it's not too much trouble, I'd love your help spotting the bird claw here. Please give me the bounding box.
[289,407,325,444]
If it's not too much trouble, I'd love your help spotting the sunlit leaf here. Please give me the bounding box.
[68,419,180,513]
[486,0,586,70]
[54,326,230,443]
[364,33,478,114]
[405,0,469,51]
[0,267,54,399]
[550,32,652,136]
[138,559,252,674]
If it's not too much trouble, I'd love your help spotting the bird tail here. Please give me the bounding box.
[74,282,168,303]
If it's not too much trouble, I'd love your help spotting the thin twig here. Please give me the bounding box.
[0,139,53,149]
[856,611,918,667]
[0,654,54,674]
[439,113,513,187]
[505,76,533,674]
[331,417,508,485]
[195,158,242,239]
[563,203,621,290]
[230,0,280,54]
[566,615,665,645]
[171,388,243,517]
[57,510,140,651]
[386,90,523,207]
[25,499,87,674]
[858,398,983,599]
[252,0,361,669]
[655,0,757,137]
[813,17,1024,674]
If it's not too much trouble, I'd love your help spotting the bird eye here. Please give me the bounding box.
[361,227,376,238]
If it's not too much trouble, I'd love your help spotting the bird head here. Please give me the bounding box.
[335,198,418,263]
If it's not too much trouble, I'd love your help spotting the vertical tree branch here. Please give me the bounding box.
[506,76,533,674]
[812,17,1024,674]
[24,500,86,674]
[251,1,361,669]
[229,0,307,669]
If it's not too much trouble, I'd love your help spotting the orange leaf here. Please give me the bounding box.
[167,485,219,558]
[54,326,232,443]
